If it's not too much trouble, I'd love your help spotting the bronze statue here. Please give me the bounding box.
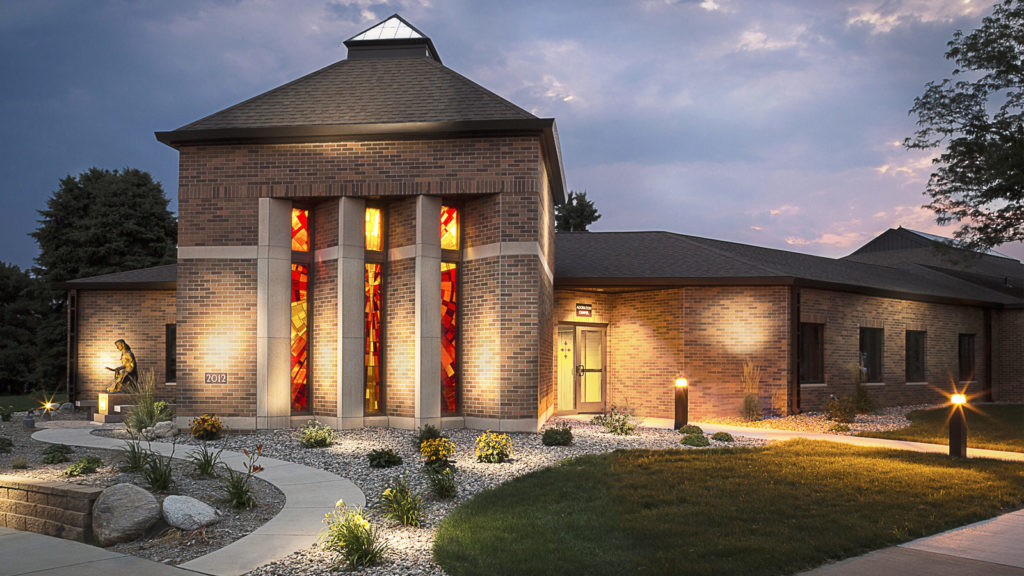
[105,339,137,393]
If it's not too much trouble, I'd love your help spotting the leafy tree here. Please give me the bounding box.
[906,0,1024,252]
[555,190,601,232]
[27,168,177,391]
[0,262,46,393]
[32,167,177,283]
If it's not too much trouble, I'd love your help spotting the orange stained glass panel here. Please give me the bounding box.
[364,263,382,414]
[290,264,308,412]
[291,208,310,252]
[440,206,459,250]
[441,262,458,414]
[365,207,382,251]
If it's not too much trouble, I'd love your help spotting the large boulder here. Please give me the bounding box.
[59,402,75,414]
[162,495,220,531]
[92,483,160,546]
[153,421,178,438]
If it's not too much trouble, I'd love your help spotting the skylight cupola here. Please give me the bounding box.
[344,14,441,62]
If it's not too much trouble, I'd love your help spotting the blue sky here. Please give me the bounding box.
[2,0,1020,271]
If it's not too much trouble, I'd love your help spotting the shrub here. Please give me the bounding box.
[10,457,28,469]
[188,442,224,477]
[541,423,573,446]
[298,419,336,448]
[367,448,403,468]
[681,433,710,447]
[592,406,638,436]
[65,456,103,477]
[42,444,74,464]
[0,437,12,454]
[420,437,456,473]
[320,502,388,570]
[427,467,457,499]
[475,430,513,463]
[741,360,762,421]
[143,446,175,491]
[413,424,444,449]
[0,405,14,422]
[824,395,857,423]
[118,438,151,472]
[829,423,851,433]
[853,383,875,414]
[678,424,703,435]
[377,476,423,527]
[221,444,264,510]
[190,414,224,440]
[124,370,174,434]
[711,432,735,442]
[741,394,761,421]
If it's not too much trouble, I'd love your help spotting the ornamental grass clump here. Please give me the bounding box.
[221,444,264,509]
[190,414,224,440]
[299,419,336,448]
[677,424,703,435]
[320,501,388,570]
[0,437,12,454]
[420,437,456,473]
[681,433,710,447]
[825,395,857,423]
[711,432,735,442]
[124,370,173,434]
[64,456,103,477]
[188,442,224,477]
[427,467,457,499]
[592,406,638,435]
[475,430,513,463]
[143,444,175,491]
[119,437,151,472]
[377,475,423,527]
[42,443,74,464]
[741,359,762,421]
[367,448,403,468]
[541,423,573,446]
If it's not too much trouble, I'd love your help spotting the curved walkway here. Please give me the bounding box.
[31,422,365,576]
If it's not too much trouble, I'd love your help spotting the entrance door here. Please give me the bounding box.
[556,326,576,413]
[576,326,606,413]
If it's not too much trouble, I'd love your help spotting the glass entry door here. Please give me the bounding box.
[556,324,606,414]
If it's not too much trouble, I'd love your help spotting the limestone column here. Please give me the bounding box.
[414,195,442,427]
[256,198,292,429]
[337,197,366,428]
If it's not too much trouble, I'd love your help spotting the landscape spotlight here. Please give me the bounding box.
[949,392,968,458]
[674,378,689,430]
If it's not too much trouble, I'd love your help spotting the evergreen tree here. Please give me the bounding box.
[906,0,1024,251]
[555,190,602,232]
[0,262,46,393]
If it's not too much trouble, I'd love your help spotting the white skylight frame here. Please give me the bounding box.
[349,16,423,41]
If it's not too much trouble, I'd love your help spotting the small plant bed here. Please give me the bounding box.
[702,403,936,435]
[0,418,284,566]
[434,440,1024,576]
[860,403,1024,453]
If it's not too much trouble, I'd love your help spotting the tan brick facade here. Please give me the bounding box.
[992,308,1024,402]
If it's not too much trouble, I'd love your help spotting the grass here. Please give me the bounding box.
[860,404,1024,453]
[0,392,67,412]
[434,439,1024,576]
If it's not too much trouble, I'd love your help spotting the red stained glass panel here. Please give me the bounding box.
[291,208,309,252]
[365,263,382,414]
[440,206,459,250]
[290,264,308,412]
[441,262,458,414]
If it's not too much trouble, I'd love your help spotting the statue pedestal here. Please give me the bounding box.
[94,393,132,423]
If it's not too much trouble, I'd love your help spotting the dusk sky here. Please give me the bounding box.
[3,0,1020,272]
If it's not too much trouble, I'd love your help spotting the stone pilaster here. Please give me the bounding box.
[414,195,442,427]
[256,198,292,429]
[337,197,366,428]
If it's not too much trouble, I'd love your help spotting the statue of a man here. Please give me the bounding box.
[105,339,137,393]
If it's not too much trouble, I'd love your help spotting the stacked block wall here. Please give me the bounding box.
[0,475,103,543]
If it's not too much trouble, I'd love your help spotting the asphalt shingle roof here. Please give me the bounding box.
[63,264,176,289]
[177,57,535,132]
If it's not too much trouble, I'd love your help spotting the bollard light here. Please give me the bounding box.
[674,378,689,430]
[949,392,968,458]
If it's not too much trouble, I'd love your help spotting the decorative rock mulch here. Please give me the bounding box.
[0,411,284,565]
[115,417,767,576]
[702,403,939,434]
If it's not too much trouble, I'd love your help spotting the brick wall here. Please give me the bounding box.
[991,308,1024,402]
[75,290,176,402]
[461,257,502,419]
[0,475,103,543]
[799,288,986,409]
[312,258,338,418]
[385,258,415,419]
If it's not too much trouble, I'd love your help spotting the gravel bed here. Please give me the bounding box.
[0,412,284,565]
[106,417,767,576]
[703,403,940,434]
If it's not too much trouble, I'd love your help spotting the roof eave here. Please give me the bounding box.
[61,282,176,291]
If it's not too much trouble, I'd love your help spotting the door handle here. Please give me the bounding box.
[576,364,585,376]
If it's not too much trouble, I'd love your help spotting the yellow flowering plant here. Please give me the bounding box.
[189,414,224,440]
[319,500,388,570]
[420,437,456,472]
[475,429,513,463]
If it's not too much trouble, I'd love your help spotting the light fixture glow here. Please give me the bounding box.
[951,393,967,405]
[675,378,688,388]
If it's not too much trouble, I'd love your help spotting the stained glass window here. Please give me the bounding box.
[365,207,383,251]
[365,263,382,414]
[290,264,309,412]
[291,208,310,252]
[440,206,459,250]
[441,262,458,414]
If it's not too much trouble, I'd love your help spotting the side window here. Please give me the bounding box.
[958,333,975,382]
[905,331,926,382]
[798,323,824,383]
[859,327,883,382]
[165,323,176,383]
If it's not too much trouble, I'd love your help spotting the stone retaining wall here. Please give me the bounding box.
[0,475,102,542]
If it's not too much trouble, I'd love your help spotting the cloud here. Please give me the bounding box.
[846,0,987,34]
[735,26,806,52]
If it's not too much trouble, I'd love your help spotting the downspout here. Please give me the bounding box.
[984,307,993,402]
[790,285,801,414]
[66,289,78,404]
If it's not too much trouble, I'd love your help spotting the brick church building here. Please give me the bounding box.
[64,16,1024,431]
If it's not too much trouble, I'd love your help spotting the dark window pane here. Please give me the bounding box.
[859,328,883,382]
[798,323,824,383]
[165,324,176,383]
[905,331,926,382]
[958,334,975,382]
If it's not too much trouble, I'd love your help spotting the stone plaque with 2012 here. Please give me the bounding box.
[204,373,228,384]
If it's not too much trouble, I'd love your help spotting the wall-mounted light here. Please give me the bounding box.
[674,378,689,429]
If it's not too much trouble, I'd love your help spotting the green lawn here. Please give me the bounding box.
[434,440,1024,576]
[860,404,1024,453]
[0,392,67,412]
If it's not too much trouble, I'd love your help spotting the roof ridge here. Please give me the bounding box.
[664,232,790,276]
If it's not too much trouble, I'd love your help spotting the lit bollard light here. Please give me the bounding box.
[674,378,689,430]
[949,393,968,458]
